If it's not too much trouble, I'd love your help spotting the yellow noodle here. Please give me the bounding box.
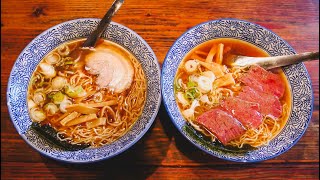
[59,56,147,147]
[28,39,147,148]
[174,43,290,148]
[228,104,289,148]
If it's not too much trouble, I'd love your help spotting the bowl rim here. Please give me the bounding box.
[7,18,162,163]
[161,18,314,162]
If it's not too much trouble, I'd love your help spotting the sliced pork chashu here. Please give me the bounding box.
[85,46,134,93]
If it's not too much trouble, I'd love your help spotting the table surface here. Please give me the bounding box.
[1,0,319,179]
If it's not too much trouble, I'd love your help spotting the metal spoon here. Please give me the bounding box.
[230,51,319,70]
[82,0,124,48]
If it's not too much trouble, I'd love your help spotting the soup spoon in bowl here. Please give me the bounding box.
[82,0,124,48]
[228,51,319,70]
[70,0,124,70]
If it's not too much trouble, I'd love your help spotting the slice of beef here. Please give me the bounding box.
[239,65,285,98]
[221,97,263,129]
[238,86,282,118]
[196,108,246,145]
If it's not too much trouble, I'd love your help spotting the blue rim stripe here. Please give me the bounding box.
[7,18,161,163]
[161,18,313,162]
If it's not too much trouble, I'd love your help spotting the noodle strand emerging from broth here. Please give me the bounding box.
[70,70,94,91]
[28,39,147,148]
[58,56,147,147]
[186,67,290,148]
[174,38,291,149]
[228,104,289,148]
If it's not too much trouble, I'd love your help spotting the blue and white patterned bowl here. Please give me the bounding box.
[7,18,161,163]
[161,19,313,162]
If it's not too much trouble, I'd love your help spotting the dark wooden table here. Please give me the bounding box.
[1,0,319,179]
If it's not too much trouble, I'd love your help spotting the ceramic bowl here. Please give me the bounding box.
[161,18,313,162]
[7,18,161,163]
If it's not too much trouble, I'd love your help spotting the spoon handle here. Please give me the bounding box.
[82,0,124,48]
[233,51,319,70]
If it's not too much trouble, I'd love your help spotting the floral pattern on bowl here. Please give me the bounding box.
[161,18,313,162]
[7,18,161,163]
